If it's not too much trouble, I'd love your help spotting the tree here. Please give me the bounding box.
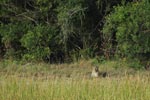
[103,0,150,61]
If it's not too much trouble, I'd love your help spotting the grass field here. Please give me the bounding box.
[0,60,150,100]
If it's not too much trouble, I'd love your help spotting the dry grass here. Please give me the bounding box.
[0,60,150,100]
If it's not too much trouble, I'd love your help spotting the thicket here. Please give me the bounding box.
[103,0,150,67]
[0,0,149,66]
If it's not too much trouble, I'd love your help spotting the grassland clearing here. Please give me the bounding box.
[0,60,150,100]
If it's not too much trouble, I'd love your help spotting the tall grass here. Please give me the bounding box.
[0,60,150,100]
[0,75,150,100]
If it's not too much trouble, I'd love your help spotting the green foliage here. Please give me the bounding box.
[0,22,29,59]
[56,0,86,51]
[1,0,145,63]
[103,0,150,59]
[20,25,58,61]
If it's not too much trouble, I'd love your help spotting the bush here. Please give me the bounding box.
[20,25,57,61]
[103,0,150,60]
[0,23,30,59]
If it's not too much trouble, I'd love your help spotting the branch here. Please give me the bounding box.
[16,12,38,25]
[142,30,150,33]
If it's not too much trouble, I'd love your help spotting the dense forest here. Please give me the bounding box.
[0,0,150,66]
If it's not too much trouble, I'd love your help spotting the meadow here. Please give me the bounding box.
[0,60,150,100]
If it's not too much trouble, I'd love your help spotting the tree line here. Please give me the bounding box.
[0,0,150,65]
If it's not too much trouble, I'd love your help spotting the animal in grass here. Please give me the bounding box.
[145,62,150,70]
[91,66,107,78]
[91,66,99,78]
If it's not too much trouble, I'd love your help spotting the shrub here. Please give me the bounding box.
[103,0,150,60]
[20,25,57,61]
[0,23,30,59]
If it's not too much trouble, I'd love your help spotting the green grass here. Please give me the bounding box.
[0,60,150,100]
[0,75,150,100]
